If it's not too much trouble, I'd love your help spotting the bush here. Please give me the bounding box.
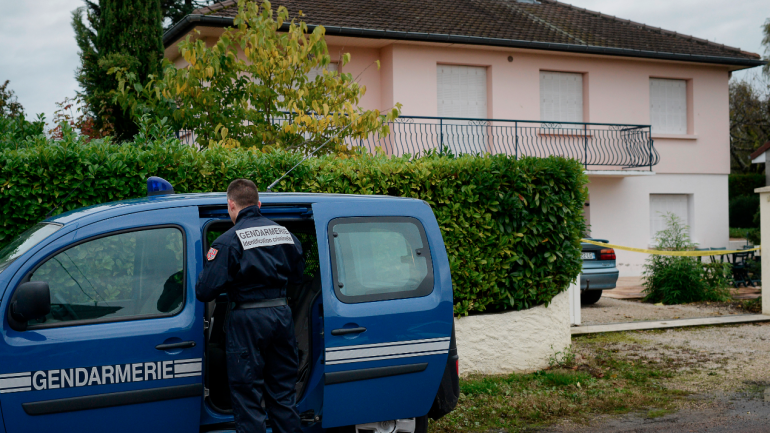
[643,213,731,305]
[728,173,765,200]
[729,195,760,228]
[0,132,588,316]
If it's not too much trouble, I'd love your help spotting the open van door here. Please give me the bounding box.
[312,198,454,428]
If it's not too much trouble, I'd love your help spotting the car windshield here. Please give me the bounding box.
[0,223,62,274]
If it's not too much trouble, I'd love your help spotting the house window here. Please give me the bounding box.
[540,71,583,123]
[307,62,338,81]
[649,78,687,134]
[437,65,488,154]
[650,194,690,242]
[437,65,487,118]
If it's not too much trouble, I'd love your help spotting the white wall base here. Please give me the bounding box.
[454,290,571,376]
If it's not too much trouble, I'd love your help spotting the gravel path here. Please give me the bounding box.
[544,323,770,432]
[580,296,755,326]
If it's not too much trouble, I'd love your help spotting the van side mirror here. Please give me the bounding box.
[9,281,51,331]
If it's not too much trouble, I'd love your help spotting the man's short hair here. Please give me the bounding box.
[227,179,259,208]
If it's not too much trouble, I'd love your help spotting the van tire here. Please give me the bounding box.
[327,415,428,433]
[581,290,602,305]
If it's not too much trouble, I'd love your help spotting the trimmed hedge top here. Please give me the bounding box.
[0,138,587,315]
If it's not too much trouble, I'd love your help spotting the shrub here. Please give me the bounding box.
[728,173,765,199]
[729,195,760,228]
[643,213,731,305]
[0,133,588,316]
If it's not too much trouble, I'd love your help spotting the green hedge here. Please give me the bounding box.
[729,173,765,200]
[0,137,587,315]
[729,195,760,228]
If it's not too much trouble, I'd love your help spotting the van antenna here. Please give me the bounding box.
[266,122,355,192]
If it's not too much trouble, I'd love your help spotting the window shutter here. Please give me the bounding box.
[437,65,487,118]
[540,71,583,123]
[650,78,687,134]
[307,62,339,82]
[649,194,689,242]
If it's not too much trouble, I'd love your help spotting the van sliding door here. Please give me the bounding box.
[312,199,453,428]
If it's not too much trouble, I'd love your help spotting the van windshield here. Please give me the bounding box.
[0,223,62,273]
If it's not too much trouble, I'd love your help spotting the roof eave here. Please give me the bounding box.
[162,16,767,68]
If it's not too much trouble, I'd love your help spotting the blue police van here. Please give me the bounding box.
[0,181,458,433]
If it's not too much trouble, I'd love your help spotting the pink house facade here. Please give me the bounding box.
[164,0,765,276]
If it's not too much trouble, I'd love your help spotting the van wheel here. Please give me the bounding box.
[329,416,428,433]
[581,290,602,305]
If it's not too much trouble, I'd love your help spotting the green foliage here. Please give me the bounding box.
[729,227,751,238]
[643,213,732,305]
[0,114,46,151]
[748,227,761,245]
[729,74,770,173]
[0,80,24,118]
[160,0,216,30]
[728,173,765,199]
[0,135,587,315]
[729,195,760,228]
[73,0,164,140]
[112,0,401,151]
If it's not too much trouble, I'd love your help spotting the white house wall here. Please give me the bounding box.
[588,173,729,277]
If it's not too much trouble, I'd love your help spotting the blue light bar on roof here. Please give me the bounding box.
[147,176,175,196]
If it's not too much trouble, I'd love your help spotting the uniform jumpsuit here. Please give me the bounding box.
[196,205,305,433]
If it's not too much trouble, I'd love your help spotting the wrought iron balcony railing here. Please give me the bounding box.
[354,116,659,170]
[177,115,659,169]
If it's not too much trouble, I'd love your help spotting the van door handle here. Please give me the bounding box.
[331,327,367,336]
[156,341,196,351]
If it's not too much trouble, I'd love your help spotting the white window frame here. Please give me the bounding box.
[649,78,688,134]
[540,71,584,123]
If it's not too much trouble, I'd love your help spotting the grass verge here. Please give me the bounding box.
[431,334,689,432]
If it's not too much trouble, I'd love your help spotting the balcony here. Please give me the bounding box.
[178,115,659,170]
[354,116,659,170]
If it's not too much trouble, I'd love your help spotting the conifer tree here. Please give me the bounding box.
[73,0,164,140]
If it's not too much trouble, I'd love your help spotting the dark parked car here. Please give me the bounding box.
[580,239,619,305]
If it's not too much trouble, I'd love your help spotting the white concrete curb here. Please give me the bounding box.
[571,314,770,335]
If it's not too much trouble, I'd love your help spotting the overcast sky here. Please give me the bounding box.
[0,0,767,122]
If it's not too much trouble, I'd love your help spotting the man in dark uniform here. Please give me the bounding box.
[196,179,305,433]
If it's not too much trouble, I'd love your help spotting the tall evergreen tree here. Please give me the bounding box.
[73,0,164,140]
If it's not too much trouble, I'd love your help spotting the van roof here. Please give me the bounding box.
[47,192,420,225]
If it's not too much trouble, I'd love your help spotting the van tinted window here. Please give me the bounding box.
[329,217,434,303]
[0,223,62,273]
[27,227,185,327]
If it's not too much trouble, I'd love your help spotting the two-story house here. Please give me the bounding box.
[163,0,765,276]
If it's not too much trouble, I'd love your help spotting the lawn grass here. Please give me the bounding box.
[430,334,689,432]
[729,227,751,239]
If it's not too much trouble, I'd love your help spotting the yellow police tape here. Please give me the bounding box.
[580,239,761,257]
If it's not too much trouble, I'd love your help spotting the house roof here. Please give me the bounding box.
[750,141,770,161]
[163,0,765,68]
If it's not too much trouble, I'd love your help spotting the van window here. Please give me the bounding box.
[0,223,62,274]
[329,217,434,303]
[27,227,185,327]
